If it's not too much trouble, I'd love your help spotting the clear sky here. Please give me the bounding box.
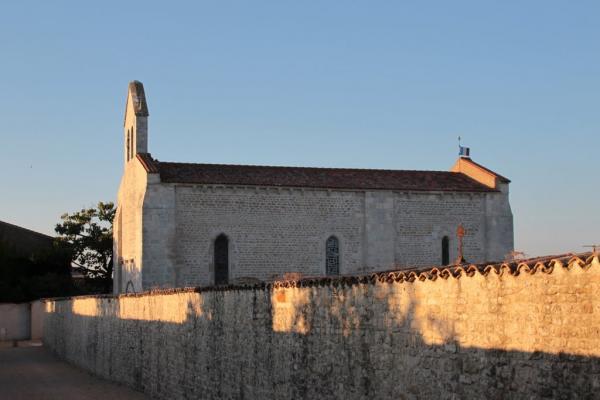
[0,1,598,258]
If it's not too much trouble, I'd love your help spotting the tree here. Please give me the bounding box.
[55,202,115,293]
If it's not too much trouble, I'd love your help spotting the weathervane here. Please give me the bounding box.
[455,224,467,264]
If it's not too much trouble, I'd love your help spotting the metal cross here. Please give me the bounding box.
[455,224,466,265]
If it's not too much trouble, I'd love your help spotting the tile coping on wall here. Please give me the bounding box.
[42,252,598,302]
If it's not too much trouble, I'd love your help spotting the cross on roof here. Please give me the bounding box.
[455,224,467,265]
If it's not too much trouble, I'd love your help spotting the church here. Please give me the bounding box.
[113,81,513,294]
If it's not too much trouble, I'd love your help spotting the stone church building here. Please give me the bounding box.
[113,81,513,294]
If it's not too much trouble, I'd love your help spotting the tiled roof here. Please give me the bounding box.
[274,252,596,288]
[136,153,159,173]
[463,158,511,183]
[137,153,496,192]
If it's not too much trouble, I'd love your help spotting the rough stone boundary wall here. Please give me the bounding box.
[44,254,600,399]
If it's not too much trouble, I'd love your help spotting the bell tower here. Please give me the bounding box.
[123,81,149,164]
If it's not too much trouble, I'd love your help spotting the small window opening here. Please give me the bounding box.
[214,234,229,285]
[442,236,450,266]
[326,236,340,276]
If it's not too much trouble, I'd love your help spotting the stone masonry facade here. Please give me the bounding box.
[170,187,508,287]
[113,81,513,293]
[44,253,600,399]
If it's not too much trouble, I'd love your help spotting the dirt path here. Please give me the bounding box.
[0,346,148,400]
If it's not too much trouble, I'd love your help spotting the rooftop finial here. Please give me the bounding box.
[458,136,470,158]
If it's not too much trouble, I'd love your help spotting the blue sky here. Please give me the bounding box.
[0,1,598,257]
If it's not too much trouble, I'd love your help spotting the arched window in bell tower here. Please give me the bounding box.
[442,236,450,266]
[126,129,131,161]
[326,236,340,276]
[129,128,134,160]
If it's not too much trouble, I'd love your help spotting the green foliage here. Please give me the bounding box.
[55,202,115,293]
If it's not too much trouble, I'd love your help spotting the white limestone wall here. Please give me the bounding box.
[123,89,148,164]
[136,184,513,289]
[394,192,486,267]
[44,256,600,400]
[30,300,45,340]
[0,303,30,341]
[364,191,396,269]
[484,183,514,262]
[172,186,365,287]
[394,190,512,266]
[141,178,177,289]
[113,160,148,294]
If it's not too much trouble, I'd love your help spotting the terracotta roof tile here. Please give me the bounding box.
[268,252,597,288]
[44,252,597,300]
[136,153,159,173]
[463,157,511,183]
[144,157,497,192]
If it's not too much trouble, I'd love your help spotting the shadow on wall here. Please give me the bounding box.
[117,260,142,294]
[44,256,600,400]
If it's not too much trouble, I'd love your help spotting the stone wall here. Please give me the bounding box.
[395,192,486,266]
[174,186,364,284]
[142,184,512,289]
[113,159,148,294]
[0,301,46,342]
[30,300,45,340]
[44,254,600,399]
[0,303,30,341]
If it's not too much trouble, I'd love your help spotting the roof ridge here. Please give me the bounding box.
[155,158,498,192]
[157,160,460,174]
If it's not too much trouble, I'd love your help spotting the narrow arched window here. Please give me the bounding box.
[326,236,340,276]
[442,236,450,266]
[126,130,131,161]
[214,234,229,285]
[130,127,135,157]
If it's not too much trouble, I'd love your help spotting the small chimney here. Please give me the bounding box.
[458,136,470,158]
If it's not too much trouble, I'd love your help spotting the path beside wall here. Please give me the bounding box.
[44,254,600,399]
